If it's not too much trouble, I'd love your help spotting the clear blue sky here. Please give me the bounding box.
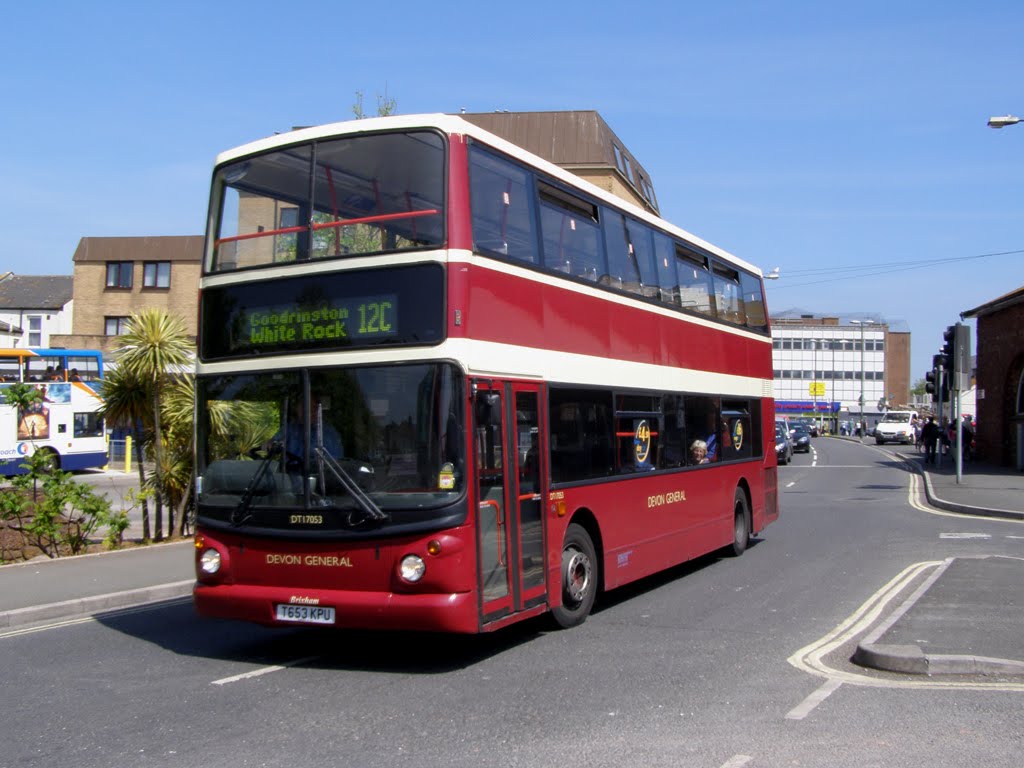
[3,1,1022,380]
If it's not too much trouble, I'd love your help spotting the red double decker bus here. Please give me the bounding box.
[192,114,778,633]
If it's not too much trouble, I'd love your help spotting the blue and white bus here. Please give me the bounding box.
[0,348,106,474]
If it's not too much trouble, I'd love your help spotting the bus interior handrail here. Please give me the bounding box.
[215,208,440,246]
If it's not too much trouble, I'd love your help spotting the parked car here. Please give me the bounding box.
[790,424,812,453]
[775,424,793,465]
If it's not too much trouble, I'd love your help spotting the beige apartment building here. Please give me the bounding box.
[52,236,203,358]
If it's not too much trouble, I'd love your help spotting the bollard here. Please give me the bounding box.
[125,435,133,474]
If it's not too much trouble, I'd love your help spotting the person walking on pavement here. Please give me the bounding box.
[961,414,974,463]
[922,416,939,465]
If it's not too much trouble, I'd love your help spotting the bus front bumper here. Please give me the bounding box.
[193,583,479,634]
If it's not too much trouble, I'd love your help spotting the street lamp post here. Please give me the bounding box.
[988,115,1022,129]
[850,320,873,441]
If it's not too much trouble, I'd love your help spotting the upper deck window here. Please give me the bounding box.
[712,263,746,326]
[538,183,602,281]
[209,130,446,272]
[469,146,539,264]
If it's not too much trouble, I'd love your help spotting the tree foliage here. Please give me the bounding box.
[108,308,192,541]
[0,452,126,560]
[351,87,396,119]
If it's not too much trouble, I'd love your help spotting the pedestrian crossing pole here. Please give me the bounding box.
[951,323,971,485]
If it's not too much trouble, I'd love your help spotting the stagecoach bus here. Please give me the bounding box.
[0,348,105,474]
[192,114,778,633]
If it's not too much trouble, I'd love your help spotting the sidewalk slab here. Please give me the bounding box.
[0,541,194,627]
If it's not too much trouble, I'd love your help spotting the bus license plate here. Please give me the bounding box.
[275,604,335,625]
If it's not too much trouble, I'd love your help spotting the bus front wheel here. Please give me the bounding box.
[551,523,597,629]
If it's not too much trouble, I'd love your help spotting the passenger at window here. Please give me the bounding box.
[689,440,710,465]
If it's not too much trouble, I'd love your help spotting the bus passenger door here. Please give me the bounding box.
[474,381,547,624]
[513,385,546,609]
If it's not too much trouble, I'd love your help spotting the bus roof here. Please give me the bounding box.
[212,113,763,280]
[0,348,104,358]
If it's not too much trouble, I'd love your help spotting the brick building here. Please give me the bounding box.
[962,284,1024,469]
[51,236,203,358]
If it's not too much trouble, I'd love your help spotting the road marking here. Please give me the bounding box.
[907,471,1024,523]
[787,559,1024,693]
[211,656,320,685]
[800,465,877,468]
[718,756,754,768]
[940,533,992,539]
[786,481,796,488]
[0,597,192,640]
[786,678,842,720]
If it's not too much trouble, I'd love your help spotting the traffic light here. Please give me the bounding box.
[953,323,971,391]
[942,325,956,377]
[926,352,948,404]
[925,368,938,402]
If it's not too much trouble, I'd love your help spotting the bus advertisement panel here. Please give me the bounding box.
[0,348,106,475]
[192,114,777,634]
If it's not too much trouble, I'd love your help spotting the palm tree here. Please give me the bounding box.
[161,374,198,535]
[99,363,154,540]
[114,309,192,541]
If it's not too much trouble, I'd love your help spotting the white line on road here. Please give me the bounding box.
[718,755,754,768]
[785,678,842,720]
[787,559,1024,693]
[939,533,992,539]
[211,656,320,686]
[786,481,796,488]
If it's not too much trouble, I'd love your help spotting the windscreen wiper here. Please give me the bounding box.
[230,445,280,526]
[314,447,388,527]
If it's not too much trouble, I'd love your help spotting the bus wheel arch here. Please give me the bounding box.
[550,510,602,629]
[728,482,752,557]
[35,447,61,472]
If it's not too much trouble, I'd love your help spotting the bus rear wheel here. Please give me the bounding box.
[35,447,60,472]
[551,523,597,629]
[727,488,750,557]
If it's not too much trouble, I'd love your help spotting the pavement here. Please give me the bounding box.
[0,450,1021,678]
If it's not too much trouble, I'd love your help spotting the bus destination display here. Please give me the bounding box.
[200,263,444,361]
[248,297,397,346]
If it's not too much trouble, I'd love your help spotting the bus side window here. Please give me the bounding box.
[0,355,21,381]
[468,146,539,265]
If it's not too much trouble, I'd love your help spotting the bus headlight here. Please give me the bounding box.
[199,548,222,575]
[399,554,426,583]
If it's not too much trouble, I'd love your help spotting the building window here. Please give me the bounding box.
[106,262,133,289]
[613,144,625,174]
[27,315,42,346]
[105,316,131,336]
[143,261,171,288]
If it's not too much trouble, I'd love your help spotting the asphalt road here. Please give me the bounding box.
[3,438,1022,767]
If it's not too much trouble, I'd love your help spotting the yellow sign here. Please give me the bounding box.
[809,382,825,396]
